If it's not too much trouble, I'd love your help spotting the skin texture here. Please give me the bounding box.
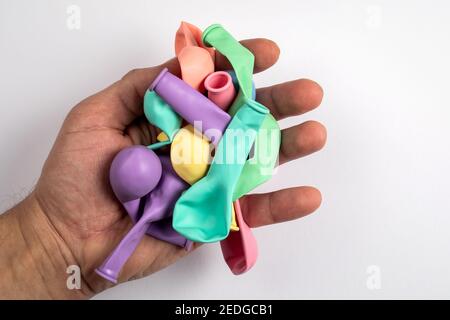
[0,38,326,299]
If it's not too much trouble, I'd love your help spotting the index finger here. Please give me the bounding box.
[214,38,280,74]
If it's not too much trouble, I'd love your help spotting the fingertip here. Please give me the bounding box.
[288,186,322,217]
[302,186,322,214]
[253,38,280,72]
[280,120,327,164]
[307,79,324,109]
[303,120,328,152]
[157,58,181,78]
[215,38,280,73]
[291,79,324,112]
[241,38,280,73]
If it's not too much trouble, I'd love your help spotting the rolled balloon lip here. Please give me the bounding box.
[149,67,169,91]
[201,23,223,47]
[204,71,233,93]
[246,98,269,115]
[149,67,232,144]
[205,71,236,111]
[97,156,190,283]
[95,268,118,284]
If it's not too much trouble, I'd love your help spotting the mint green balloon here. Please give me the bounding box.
[173,99,269,242]
[232,114,280,200]
[203,24,254,99]
[143,90,181,150]
[203,24,281,199]
[172,24,281,243]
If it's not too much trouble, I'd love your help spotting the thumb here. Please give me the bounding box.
[66,58,180,131]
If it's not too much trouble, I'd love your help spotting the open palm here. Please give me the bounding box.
[32,38,326,295]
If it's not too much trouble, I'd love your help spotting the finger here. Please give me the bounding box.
[105,59,180,128]
[241,186,322,228]
[256,79,323,120]
[118,58,181,101]
[117,38,280,125]
[124,117,161,146]
[116,230,203,283]
[70,38,280,130]
[117,235,188,283]
[215,38,280,74]
[114,38,279,129]
[68,58,180,131]
[279,120,327,165]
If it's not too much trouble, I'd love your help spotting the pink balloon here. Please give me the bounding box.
[220,200,258,275]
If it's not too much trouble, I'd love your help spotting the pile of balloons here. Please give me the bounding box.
[96,22,281,283]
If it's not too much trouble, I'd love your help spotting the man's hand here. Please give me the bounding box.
[0,38,326,299]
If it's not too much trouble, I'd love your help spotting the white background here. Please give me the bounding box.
[1,0,450,299]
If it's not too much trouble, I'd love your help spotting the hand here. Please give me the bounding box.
[0,38,326,299]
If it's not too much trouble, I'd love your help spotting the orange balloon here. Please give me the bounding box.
[175,21,215,92]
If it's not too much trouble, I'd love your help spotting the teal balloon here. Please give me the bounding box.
[204,25,281,200]
[173,99,269,242]
[233,114,280,200]
[171,24,281,243]
[143,90,181,150]
[227,73,280,199]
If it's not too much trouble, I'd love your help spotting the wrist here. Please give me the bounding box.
[0,194,93,299]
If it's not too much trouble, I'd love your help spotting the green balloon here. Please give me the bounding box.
[173,24,281,242]
[143,90,181,150]
[203,24,281,199]
[173,99,268,242]
[203,24,254,99]
[233,114,280,200]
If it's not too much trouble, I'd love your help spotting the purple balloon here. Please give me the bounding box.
[150,68,231,143]
[109,145,162,221]
[109,145,162,203]
[96,156,190,283]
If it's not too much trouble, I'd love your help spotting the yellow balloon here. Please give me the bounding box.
[170,125,211,185]
[170,124,239,232]
[156,131,169,142]
[230,204,239,231]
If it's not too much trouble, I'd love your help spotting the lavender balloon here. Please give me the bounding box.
[96,156,190,283]
[109,145,162,221]
[150,68,231,143]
